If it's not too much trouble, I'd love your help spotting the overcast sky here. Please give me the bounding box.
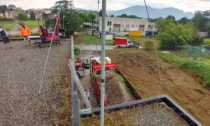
[1,0,210,12]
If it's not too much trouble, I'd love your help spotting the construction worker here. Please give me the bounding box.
[20,23,31,46]
[0,24,13,50]
[83,89,90,107]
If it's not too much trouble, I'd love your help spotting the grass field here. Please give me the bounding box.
[1,20,38,29]
[76,35,114,45]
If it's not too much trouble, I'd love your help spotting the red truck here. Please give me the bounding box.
[113,37,134,48]
[89,56,143,107]
[113,37,140,48]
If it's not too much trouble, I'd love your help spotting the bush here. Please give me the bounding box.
[0,18,14,21]
[13,34,21,38]
[204,38,210,45]
[145,41,154,51]
[158,23,193,49]
[18,22,24,25]
[189,36,204,46]
[31,33,40,36]
[17,13,28,21]
[74,47,80,55]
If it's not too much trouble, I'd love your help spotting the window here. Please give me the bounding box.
[107,21,112,26]
[131,25,135,28]
[126,24,129,28]
[148,25,153,31]
[136,25,138,28]
[122,24,124,28]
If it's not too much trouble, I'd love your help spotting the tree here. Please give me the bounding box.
[150,18,157,22]
[109,15,114,17]
[166,15,176,23]
[0,5,7,17]
[178,17,189,24]
[155,17,174,33]
[63,10,81,35]
[30,11,36,20]
[192,11,208,32]
[17,13,28,21]
[158,23,193,49]
[98,10,107,17]
[51,9,58,14]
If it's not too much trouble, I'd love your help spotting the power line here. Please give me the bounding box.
[143,0,163,87]
[39,12,61,95]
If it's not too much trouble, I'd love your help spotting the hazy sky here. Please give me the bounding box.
[0,0,210,12]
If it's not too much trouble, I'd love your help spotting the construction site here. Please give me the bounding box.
[1,0,210,126]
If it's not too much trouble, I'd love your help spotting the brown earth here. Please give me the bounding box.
[101,70,135,105]
[106,48,210,126]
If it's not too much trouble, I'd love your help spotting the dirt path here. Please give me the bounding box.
[77,50,100,108]
[0,40,70,125]
[78,69,98,108]
[106,48,210,125]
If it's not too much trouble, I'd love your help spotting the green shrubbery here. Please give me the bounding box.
[157,23,193,49]
[204,38,210,45]
[189,36,204,46]
[0,18,14,21]
[144,41,154,51]
[115,74,131,94]
[74,47,80,55]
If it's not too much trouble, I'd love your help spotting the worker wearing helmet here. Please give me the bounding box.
[20,23,31,46]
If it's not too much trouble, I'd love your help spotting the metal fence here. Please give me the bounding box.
[68,36,92,126]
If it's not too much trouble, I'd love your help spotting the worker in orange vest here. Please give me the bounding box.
[20,23,31,46]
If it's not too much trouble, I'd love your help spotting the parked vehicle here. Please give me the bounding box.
[80,57,90,69]
[89,56,143,107]
[110,31,116,35]
[75,60,85,78]
[33,13,63,47]
[113,37,134,48]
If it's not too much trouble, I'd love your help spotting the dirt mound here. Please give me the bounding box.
[106,49,210,125]
[102,70,134,105]
[9,24,21,32]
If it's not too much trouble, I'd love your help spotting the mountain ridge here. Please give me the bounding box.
[76,5,194,20]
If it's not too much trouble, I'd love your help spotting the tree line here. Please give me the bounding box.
[155,11,210,49]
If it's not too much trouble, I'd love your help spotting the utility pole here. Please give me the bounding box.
[96,0,100,51]
[100,0,106,126]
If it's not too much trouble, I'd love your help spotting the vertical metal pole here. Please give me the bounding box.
[96,0,100,51]
[71,36,75,92]
[100,0,106,126]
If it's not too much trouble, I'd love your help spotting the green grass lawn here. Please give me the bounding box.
[1,20,38,29]
[77,35,114,45]
[77,35,160,46]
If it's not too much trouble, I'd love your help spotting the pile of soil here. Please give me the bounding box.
[9,24,21,32]
[99,70,134,105]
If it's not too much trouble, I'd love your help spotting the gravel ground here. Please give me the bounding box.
[0,39,70,126]
[126,103,189,126]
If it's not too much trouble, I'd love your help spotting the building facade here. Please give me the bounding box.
[5,11,17,19]
[0,13,4,18]
[7,4,16,10]
[16,7,22,11]
[83,17,156,35]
